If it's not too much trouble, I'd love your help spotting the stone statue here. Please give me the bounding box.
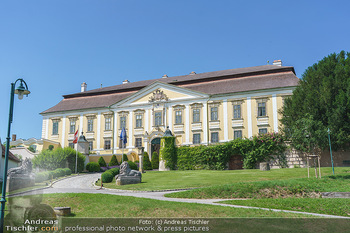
[7,158,35,191]
[7,158,33,177]
[117,161,142,178]
[115,161,142,185]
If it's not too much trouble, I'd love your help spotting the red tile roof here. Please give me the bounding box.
[1,144,21,163]
[41,65,299,114]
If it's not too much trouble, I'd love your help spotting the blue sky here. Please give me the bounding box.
[1,0,349,141]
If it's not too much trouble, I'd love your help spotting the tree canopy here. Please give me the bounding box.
[281,51,350,151]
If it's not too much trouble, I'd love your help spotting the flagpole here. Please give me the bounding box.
[75,144,78,174]
[75,127,79,174]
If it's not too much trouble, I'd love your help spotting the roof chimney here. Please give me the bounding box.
[12,134,16,142]
[122,80,130,84]
[273,60,282,66]
[189,71,196,75]
[81,82,87,92]
[162,74,168,78]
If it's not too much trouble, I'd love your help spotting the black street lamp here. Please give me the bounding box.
[0,79,30,232]
[327,128,335,175]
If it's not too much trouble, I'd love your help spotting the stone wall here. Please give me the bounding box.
[270,148,350,169]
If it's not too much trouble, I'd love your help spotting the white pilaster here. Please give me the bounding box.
[80,114,84,134]
[168,106,173,131]
[43,117,49,139]
[223,99,229,141]
[145,109,149,133]
[164,105,167,127]
[45,118,49,139]
[97,111,101,150]
[272,94,278,132]
[61,116,66,147]
[185,105,190,144]
[247,97,253,138]
[203,102,208,144]
[113,111,118,152]
[128,111,133,148]
[144,109,149,153]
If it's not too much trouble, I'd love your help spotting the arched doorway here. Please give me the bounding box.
[151,137,161,157]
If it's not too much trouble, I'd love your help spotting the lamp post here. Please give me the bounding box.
[0,79,30,232]
[327,128,335,175]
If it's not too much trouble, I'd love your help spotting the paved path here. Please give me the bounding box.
[15,173,350,219]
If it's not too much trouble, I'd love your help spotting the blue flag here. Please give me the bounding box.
[120,127,127,145]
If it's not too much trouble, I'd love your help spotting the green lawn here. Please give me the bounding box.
[218,198,350,217]
[165,173,350,199]
[30,193,312,218]
[97,167,349,191]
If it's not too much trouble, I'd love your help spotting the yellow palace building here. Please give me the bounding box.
[40,61,299,162]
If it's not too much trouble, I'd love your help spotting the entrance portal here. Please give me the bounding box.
[151,137,161,157]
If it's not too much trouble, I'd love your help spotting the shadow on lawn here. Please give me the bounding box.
[328,174,350,179]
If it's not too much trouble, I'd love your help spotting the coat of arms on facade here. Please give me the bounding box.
[149,89,169,102]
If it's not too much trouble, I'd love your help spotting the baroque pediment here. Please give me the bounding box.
[111,82,208,108]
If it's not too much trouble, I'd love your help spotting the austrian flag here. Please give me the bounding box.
[73,130,79,144]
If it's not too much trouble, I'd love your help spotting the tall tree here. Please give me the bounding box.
[281,51,350,151]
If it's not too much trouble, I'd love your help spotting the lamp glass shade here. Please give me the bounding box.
[14,82,30,100]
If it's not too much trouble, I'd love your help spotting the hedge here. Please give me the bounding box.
[86,162,100,172]
[101,172,113,183]
[160,137,177,170]
[98,157,107,167]
[108,168,120,177]
[63,168,72,175]
[143,152,152,170]
[177,133,286,170]
[122,154,128,161]
[34,167,73,183]
[151,151,159,169]
[35,172,50,183]
[109,155,119,166]
[127,161,138,170]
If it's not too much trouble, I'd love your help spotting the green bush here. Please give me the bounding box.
[32,147,85,173]
[86,162,100,172]
[151,151,159,169]
[143,152,152,170]
[160,137,177,170]
[98,156,107,167]
[108,168,120,177]
[122,154,128,161]
[56,168,66,177]
[48,170,60,179]
[176,134,287,170]
[109,155,119,166]
[127,161,137,170]
[101,171,114,183]
[63,168,72,175]
[34,172,50,183]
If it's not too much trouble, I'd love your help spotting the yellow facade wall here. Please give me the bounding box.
[44,88,290,157]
